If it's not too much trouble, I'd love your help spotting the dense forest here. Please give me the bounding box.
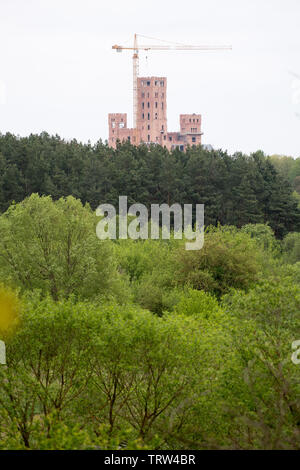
[0,133,300,450]
[0,132,300,237]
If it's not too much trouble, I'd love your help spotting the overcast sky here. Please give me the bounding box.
[0,0,299,157]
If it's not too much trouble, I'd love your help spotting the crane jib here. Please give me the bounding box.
[112,34,232,129]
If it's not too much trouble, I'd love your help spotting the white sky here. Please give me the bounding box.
[0,0,299,157]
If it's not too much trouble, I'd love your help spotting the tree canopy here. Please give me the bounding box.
[0,133,299,238]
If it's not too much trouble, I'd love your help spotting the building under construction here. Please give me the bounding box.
[108,34,231,150]
[108,76,202,150]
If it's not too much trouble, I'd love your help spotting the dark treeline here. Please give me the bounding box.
[0,132,299,237]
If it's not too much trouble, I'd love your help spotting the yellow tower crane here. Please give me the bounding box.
[112,33,232,129]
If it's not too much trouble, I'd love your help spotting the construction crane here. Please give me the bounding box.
[112,33,232,128]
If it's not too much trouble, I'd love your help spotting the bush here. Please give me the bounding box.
[173,226,263,297]
[282,232,300,264]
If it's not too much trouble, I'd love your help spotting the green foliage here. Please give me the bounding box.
[0,293,208,448]
[115,238,170,283]
[270,154,300,195]
[173,289,221,319]
[0,412,148,450]
[0,184,299,450]
[282,232,300,264]
[292,190,300,208]
[0,133,299,237]
[0,194,129,302]
[115,237,182,315]
[173,226,263,297]
[217,278,300,449]
[241,223,280,255]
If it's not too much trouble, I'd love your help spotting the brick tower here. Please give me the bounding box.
[108,76,203,150]
[136,77,167,145]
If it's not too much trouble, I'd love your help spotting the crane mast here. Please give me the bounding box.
[133,33,139,128]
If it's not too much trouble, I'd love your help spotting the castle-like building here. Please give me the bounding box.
[108,76,203,150]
